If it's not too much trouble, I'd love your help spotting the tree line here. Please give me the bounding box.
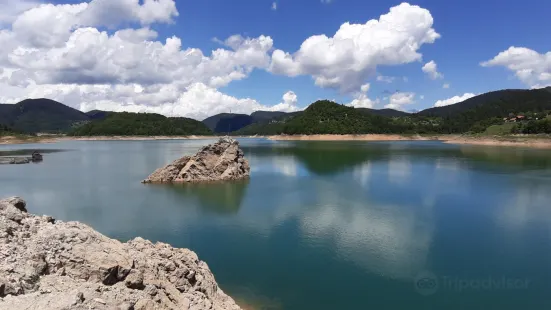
[69,112,213,136]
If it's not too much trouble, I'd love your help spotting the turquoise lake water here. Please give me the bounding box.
[1,139,550,309]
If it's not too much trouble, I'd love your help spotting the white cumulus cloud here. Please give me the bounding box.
[348,83,379,108]
[481,46,551,88]
[0,82,299,120]
[422,60,443,80]
[0,0,291,119]
[0,0,41,26]
[269,3,440,93]
[268,91,301,112]
[376,75,395,83]
[434,93,476,107]
[384,92,415,110]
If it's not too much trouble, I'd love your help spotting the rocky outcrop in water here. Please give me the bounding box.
[0,197,241,310]
[0,151,42,165]
[0,157,30,164]
[31,151,43,162]
[142,137,250,183]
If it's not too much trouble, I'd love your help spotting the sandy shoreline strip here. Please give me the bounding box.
[267,134,436,141]
[442,137,551,148]
[2,134,551,148]
[266,134,551,148]
[0,135,220,145]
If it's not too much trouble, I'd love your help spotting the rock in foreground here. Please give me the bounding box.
[142,137,250,183]
[0,197,241,310]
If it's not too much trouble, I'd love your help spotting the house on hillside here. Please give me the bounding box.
[505,115,527,123]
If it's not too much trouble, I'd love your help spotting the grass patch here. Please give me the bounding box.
[484,123,516,135]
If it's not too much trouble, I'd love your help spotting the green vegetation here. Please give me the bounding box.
[4,87,551,137]
[356,108,410,117]
[512,119,551,134]
[202,113,253,133]
[419,88,551,133]
[236,100,404,135]
[0,124,15,136]
[0,99,90,133]
[202,111,300,133]
[235,88,551,136]
[484,123,517,135]
[69,112,213,136]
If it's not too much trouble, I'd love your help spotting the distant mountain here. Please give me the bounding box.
[6,86,551,136]
[0,99,89,133]
[202,113,253,133]
[250,111,289,122]
[357,108,410,117]
[0,104,13,126]
[85,110,110,120]
[202,111,299,133]
[416,87,551,133]
[69,112,212,136]
[418,88,551,117]
[235,100,402,135]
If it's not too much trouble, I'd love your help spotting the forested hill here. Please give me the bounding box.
[235,100,412,135]
[356,108,410,117]
[69,112,212,136]
[4,87,551,136]
[418,87,551,133]
[202,110,302,133]
[419,87,551,117]
[235,88,551,135]
[202,113,253,133]
[0,99,89,133]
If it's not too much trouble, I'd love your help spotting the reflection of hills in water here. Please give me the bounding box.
[459,146,551,171]
[155,179,250,214]
[243,142,389,175]
[243,141,551,176]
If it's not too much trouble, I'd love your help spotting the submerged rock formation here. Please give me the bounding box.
[0,157,30,165]
[0,152,42,165]
[31,151,43,162]
[142,137,250,183]
[0,197,241,310]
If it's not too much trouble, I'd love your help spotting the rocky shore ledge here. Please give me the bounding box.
[0,151,43,165]
[142,137,250,183]
[0,197,241,310]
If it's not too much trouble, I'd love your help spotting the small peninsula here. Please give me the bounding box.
[142,137,250,183]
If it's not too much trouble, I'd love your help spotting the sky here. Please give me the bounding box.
[0,0,550,120]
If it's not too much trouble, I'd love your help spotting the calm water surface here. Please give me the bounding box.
[1,139,551,309]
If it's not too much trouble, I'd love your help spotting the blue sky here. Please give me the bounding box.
[1,0,550,118]
[181,0,551,110]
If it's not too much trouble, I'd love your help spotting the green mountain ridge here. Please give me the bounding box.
[202,113,253,133]
[235,100,411,135]
[356,108,410,117]
[0,99,89,133]
[202,110,304,133]
[3,87,551,136]
[69,112,212,136]
[235,88,551,135]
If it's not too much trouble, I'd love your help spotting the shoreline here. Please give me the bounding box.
[266,134,437,141]
[2,134,551,149]
[0,135,221,145]
[266,134,551,148]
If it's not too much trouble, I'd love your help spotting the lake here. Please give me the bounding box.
[1,138,550,309]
